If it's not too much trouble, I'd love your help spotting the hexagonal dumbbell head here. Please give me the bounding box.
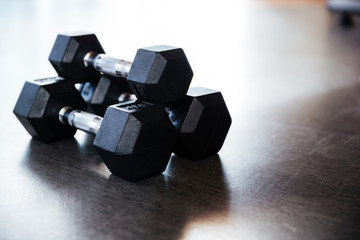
[168,87,232,160]
[13,77,87,142]
[94,101,176,182]
[128,45,193,106]
[80,76,133,116]
[49,33,104,82]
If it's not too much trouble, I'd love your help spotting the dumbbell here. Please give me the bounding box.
[168,87,232,160]
[49,32,193,106]
[13,77,176,181]
[78,82,232,160]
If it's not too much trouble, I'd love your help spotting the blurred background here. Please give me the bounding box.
[2,0,360,117]
[2,0,360,121]
[2,0,349,119]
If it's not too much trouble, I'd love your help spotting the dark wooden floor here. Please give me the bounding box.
[1,0,360,239]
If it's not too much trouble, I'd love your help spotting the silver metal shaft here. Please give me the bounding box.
[59,107,103,135]
[84,51,132,78]
[118,92,136,103]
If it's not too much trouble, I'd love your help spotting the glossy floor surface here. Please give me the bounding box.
[1,0,360,239]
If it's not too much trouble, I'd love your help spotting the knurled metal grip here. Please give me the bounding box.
[83,51,132,78]
[59,106,103,135]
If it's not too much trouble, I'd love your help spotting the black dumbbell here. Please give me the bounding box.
[13,77,176,181]
[49,32,193,106]
[168,87,232,160]
[78,83,232,160]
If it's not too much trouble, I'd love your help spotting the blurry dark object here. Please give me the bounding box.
[327,0,360,26]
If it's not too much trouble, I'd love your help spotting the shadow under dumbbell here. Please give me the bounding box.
[22,138,230,240]
[22,135,106,183]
